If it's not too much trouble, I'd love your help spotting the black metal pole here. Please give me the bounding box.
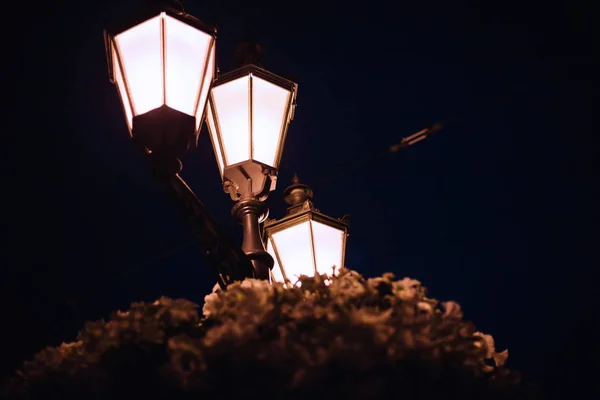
[231,197,273,280]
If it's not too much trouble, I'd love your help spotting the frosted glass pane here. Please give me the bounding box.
[113,48,133,131]
[206,102,224,175]
[195,46,215,130]
[164,15,212,116]
[266,238,286,283]
[271,221,314,282]
[212,76,250,166]
[311,220,344,276]
[115,15,163,115]
[251,76,290,167]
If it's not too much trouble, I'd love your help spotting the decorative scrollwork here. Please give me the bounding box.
[223,180,240,201]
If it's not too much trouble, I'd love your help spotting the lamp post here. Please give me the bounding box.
[104,2,256,288]
[264,175,349,285]
[104,1,300,286]
[205,51,298,280]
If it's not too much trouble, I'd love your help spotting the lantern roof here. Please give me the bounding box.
[104,2,216,88]
[105,1,216,39]
[212,64,297,93]
[263,175,349,232]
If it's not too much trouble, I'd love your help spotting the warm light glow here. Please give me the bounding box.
[114,16,163,115]
[111,12,215,132]
[311,220,344,275]
[207,71,295,176]
[164,15,212,116]
[267,219,345,284]
[210,76,250,166]
[206,102,224,175]
[251,76,291,167]
[112,48,133,130]
[195,46,215,130]
[269,221,314,282]
[266,240,286,283]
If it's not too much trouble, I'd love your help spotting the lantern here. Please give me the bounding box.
[104,4,216,157]
[206,64,297,200]
[263,176,349,284]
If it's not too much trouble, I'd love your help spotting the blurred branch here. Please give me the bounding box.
[318,122,444,186]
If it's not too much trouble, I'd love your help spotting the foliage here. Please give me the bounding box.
[2,269,538,399]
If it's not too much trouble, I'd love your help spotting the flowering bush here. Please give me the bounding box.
[2,269,537,399]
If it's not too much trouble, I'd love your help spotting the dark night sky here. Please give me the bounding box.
[2,0,596,397]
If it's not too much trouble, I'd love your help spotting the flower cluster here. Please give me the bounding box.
[2,270,537,400]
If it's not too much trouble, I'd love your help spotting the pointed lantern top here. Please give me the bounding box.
[283,174,314,210]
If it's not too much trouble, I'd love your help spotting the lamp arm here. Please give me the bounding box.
[166,175,255,287]
[144,149,255,289]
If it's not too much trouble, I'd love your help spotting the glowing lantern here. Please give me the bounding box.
[263,176,349,284]
[206,64,297,200]
[104,4,216,157]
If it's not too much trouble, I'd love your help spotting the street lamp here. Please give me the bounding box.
[206,55,298,280]
[264,175,349,285]
[104,2,216,162]
[104,3,256,288]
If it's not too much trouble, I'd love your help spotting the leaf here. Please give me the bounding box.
[474,332,496,358]
[442,301,463,319]
[493,349,509,367]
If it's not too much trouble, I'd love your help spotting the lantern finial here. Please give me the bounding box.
[159,0,184,11]
[234,30,265,68]
[283,174,314,209]
[291,173,300,184]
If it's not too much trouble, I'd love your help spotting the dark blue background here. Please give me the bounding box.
[3,0,596,397]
